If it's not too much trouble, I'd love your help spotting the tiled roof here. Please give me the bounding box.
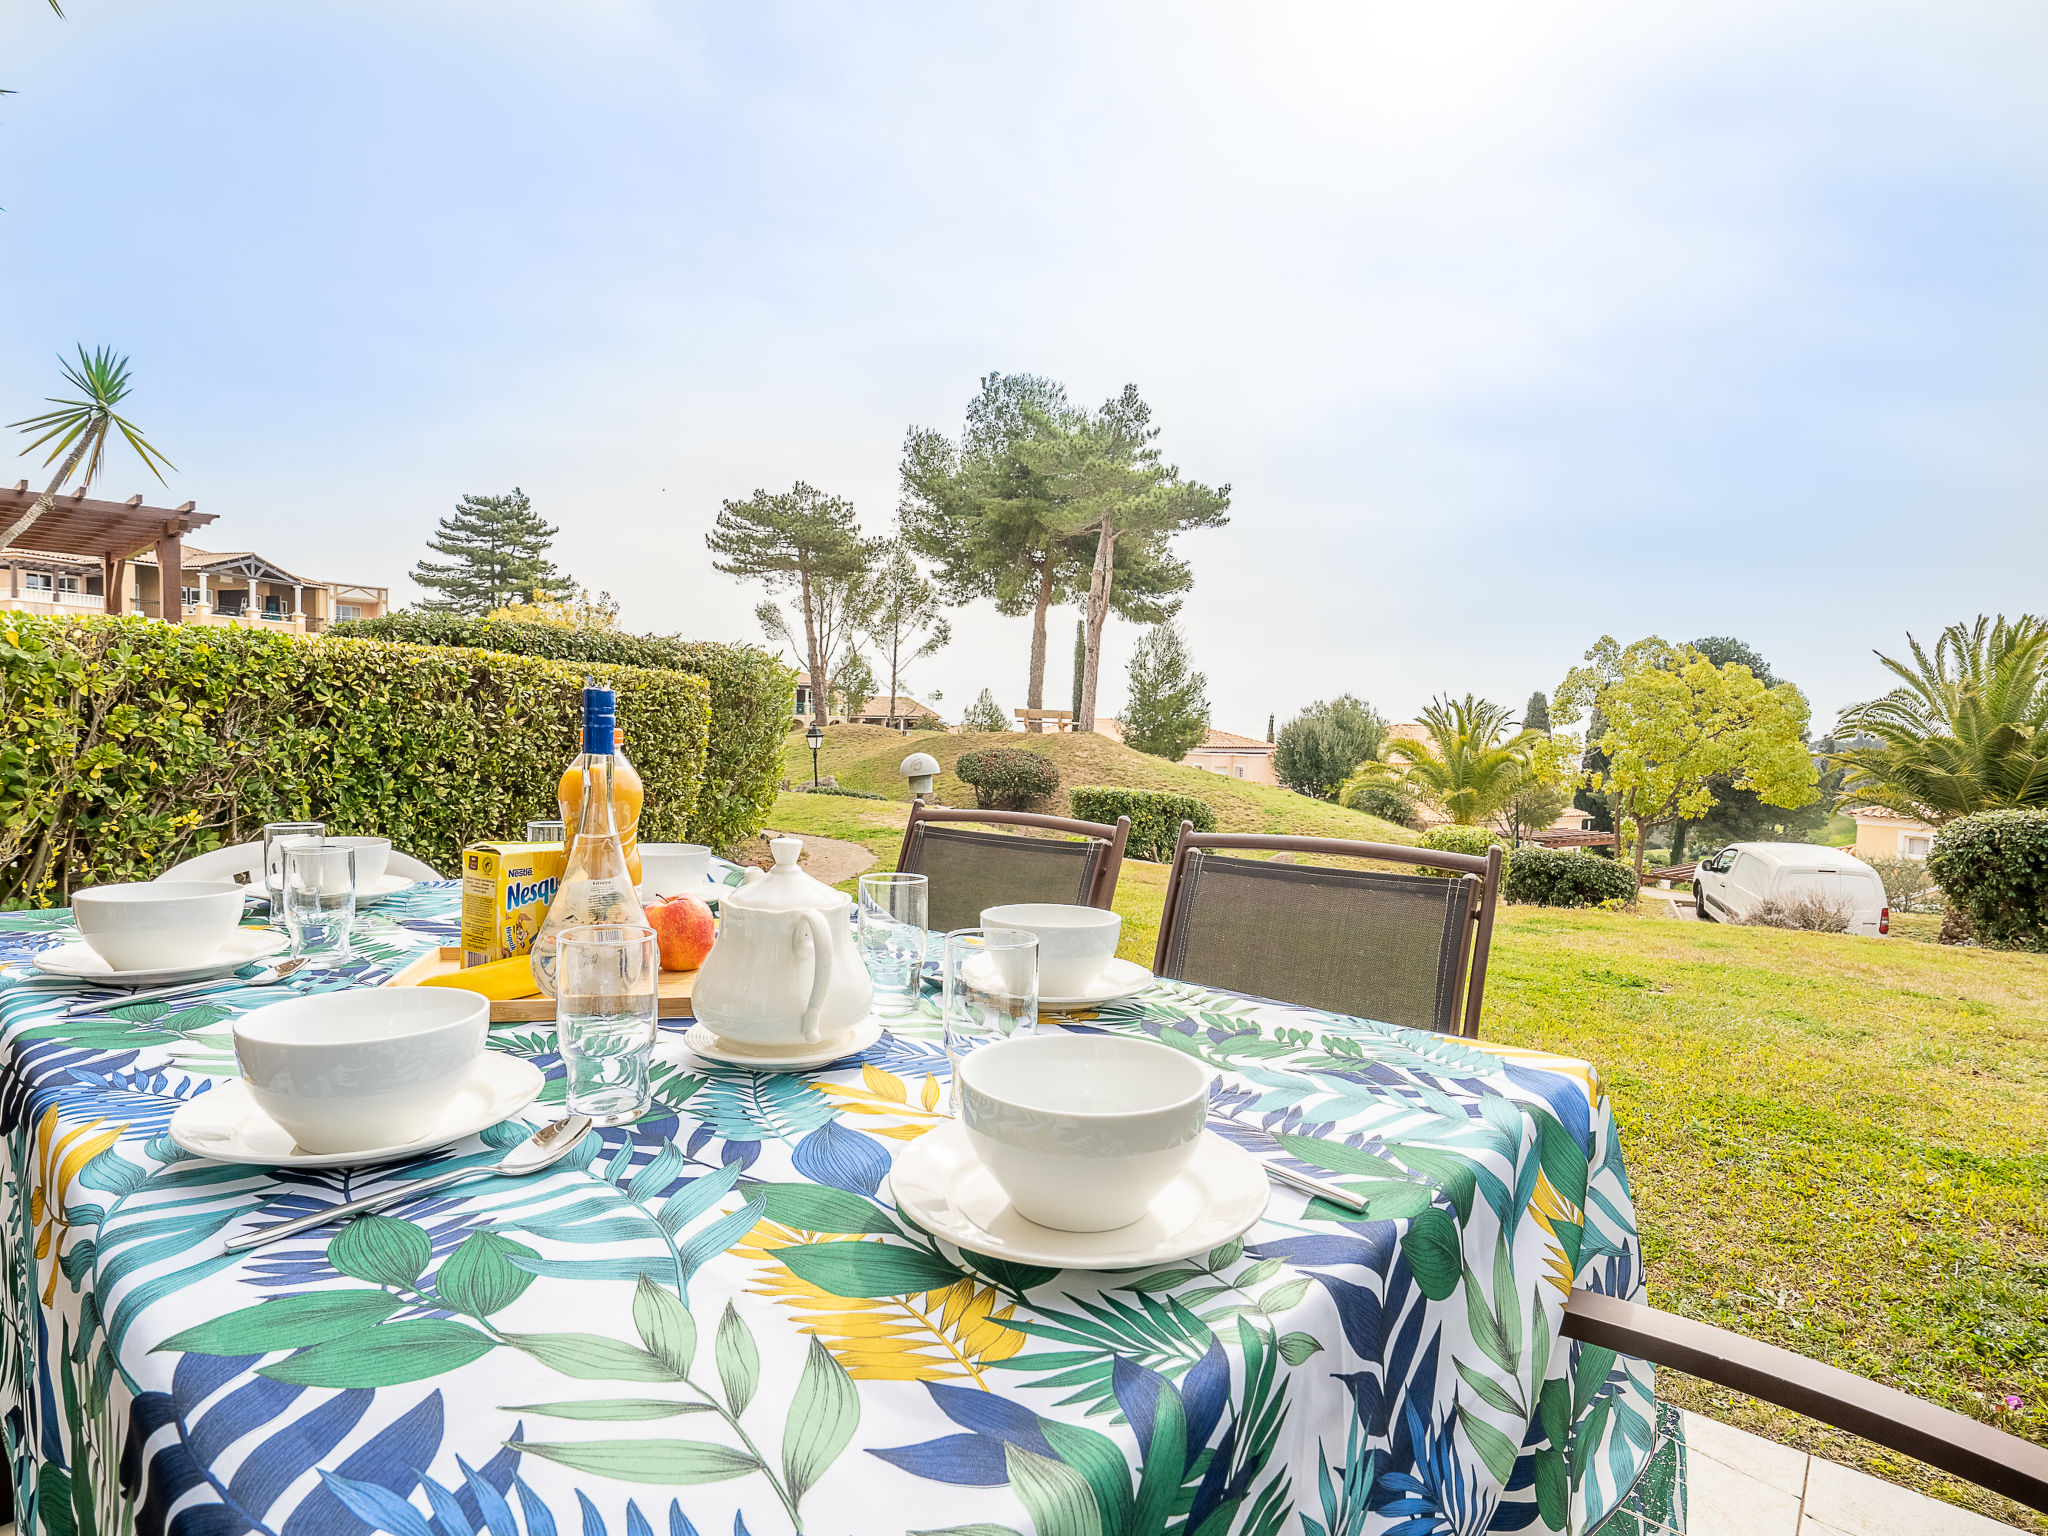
[1847,805,1933,825]
[856,695,940,717]
[1190,729,1274,752]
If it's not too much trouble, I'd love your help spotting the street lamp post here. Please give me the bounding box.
[805,721,824,788]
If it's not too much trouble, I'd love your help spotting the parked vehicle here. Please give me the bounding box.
[1694,842,1890,936]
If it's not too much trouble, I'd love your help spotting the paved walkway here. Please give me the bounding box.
[1682,1410,2026,1534]
[752,828,878,886]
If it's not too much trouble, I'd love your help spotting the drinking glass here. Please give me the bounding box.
[262,821,324,915]
[943,927,1038,1113]
[526,819,567,843]
[858,873,929,1002]
[282,842,356,963]
[557,923,660,1124]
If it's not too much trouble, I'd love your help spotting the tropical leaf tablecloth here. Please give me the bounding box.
[0,888,1682,1536]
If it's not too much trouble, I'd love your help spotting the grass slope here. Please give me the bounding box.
[788,724,1413,840]
[767,785,2048,1529]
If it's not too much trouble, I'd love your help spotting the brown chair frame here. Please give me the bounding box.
[896,802,1132,912]
[1563,1289,2048,1513]
[1151,827,1503,1038]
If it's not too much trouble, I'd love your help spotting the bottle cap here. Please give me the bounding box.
[582,686,616,754]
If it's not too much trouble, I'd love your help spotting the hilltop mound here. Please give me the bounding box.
[789,725,1413,842]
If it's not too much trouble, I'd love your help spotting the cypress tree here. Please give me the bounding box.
[1524,690,1551,733]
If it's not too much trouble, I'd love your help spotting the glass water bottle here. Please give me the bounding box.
[531,687,648,999]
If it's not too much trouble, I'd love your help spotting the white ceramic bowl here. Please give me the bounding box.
[958,1033,1209,1231]
[326,836,392,884]
[71,881,246,972]
[980,903,1123,996]
[232,989,489,1154]
[640,842,712,900]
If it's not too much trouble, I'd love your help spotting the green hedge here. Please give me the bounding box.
[1068,785,1218,863]
[330,613,791,852]
[0,614,708,905]
[1502,846,1636,907]
[1928,809,2048,951]
[1339,782,1425,830]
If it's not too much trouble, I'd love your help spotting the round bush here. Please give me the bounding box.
[1927,808,2048,951]
[1340,782,1425,830]
[1413,824,1506,878]
[1503,846,1638,907]
[955,748,1061,811]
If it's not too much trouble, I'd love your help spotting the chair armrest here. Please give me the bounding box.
[1562,1288,2048,1512]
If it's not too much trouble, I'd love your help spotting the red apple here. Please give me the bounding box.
[647,894,716,972]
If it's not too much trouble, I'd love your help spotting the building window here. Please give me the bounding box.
[23,572,52,593]
[337,604,360,621]
[56,575,81,597]
[1902,834,1930,859]
[1234,766,1245,778]
[182,588,200,607]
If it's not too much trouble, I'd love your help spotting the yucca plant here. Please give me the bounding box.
[1343,693,1540,826]
[1832,615,2048,823]
[4,346,176,547]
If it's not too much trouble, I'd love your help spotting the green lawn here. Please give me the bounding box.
[767,789,2048,1528]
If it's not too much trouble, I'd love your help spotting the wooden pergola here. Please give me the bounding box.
[0,482,216,619]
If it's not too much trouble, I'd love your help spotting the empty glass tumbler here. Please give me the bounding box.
[262,821,325,915]
[526,819,567,843]
[942,926,1039,1112]
[858,873,930,1002]
[556,923,661,1124]
[282,842,356,963]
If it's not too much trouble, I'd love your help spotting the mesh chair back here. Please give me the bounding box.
[1157,851,1478,1031]
[910,825,1108,934]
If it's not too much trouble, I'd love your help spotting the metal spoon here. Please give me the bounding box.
[223,1115,593,1252]
[62,956,313,1020]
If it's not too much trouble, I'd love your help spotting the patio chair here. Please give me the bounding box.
[1562,1289,2048,1513]
[896,803,1131,934]
[1151,827,1502,1037]
[156,841,444,884]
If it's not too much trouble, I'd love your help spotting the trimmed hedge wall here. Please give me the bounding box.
[330,614,791,852]
[1502,846,1637,907]
[0,614,708,905]
[1068,786,1218,863]
[1928,808,2048,951]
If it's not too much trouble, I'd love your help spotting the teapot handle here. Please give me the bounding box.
[793,907,836,1043]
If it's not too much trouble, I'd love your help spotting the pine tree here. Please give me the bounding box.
[1071,618,1084,721]
[961,688,1009,732]
[1524,690,1551,733]
[1120,623,1211,760]
[411,488,575,614]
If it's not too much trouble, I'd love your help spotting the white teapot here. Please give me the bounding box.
[690,837,873,1048]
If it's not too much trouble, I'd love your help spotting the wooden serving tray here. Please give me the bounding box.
[384,946,699,1023]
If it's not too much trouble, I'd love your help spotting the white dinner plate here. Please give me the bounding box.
[32,928,290,987]
[169,1050,545,1167]
[889,1123,1269,1270]
[354,873,425,904]
[1038,957,1157,1010]
[684,1016,882,1071]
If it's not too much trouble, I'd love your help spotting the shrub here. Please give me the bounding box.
[1747,892,1854,933]
[1414,825,1505,873]
[1339,782,1425,830]
[1503,846,1637,907]
[1864,853,1942,914]
[1067,786,1219,863]
[791,784,886,800]
[0,614,709,905]
[331,613,790,852]
[958,688,1009,733]
[954,748,1060,811]
[1928,809,2048,951]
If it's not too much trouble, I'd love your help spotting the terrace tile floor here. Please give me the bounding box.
[1682,1410,2027,1535]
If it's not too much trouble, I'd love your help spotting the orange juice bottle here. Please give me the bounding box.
[559,724,643,887]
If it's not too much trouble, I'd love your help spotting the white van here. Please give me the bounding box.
[1694,842,1890,936]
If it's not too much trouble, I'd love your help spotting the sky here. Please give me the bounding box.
[4,1,2045,738]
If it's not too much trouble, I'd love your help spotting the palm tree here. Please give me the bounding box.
[1831,615,2048,823]
[1343,694,1539,826]
[4,347,176,548]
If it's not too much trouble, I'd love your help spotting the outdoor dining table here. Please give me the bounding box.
[0,882,1682,1536]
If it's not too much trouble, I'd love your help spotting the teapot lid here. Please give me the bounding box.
[723,837,848,913]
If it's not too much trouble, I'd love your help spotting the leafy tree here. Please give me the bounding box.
[411,488,574,615]
[861,543,951,726]
[486,586,620,632]
[1120,623,1211,761]
[1275,696,1388,798]
[1669,635,1792,861]
[1831,615,2048,822]
[1496,732,1581,844]
[1014,385,1229,731]
[6,347,175,548]
[1344,695,1538,826]
[900,374,1191,729]
[830,649,877,718]
[960,688,1009,733]
[1689,636,1776,686]
[1573,707,1614,834]
[1523,690,1550,733]
[1555,636,1819,890]
[709,481,882,726]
